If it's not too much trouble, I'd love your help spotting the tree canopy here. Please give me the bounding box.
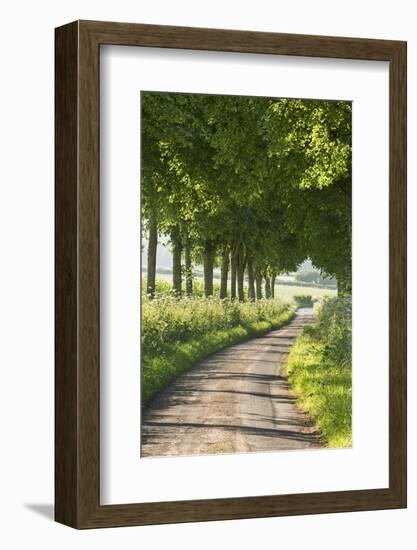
[141,91,352,299]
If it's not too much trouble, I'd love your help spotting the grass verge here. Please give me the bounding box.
[286,299,352,448]
[142,308,295,406]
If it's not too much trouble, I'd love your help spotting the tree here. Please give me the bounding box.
[141,92,352,300]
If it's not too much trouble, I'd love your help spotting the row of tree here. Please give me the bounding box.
[141,92,352,300]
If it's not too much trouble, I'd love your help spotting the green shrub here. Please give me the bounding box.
[141,295,294,404]
[293,294,314,307]
[305,295,352,369]
[142,294,293,355]
[141,277,221,298]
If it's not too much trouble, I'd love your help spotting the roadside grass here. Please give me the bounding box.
[141,301,295,406]
[286,296,352,448]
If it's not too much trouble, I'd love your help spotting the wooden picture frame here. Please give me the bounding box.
[55,20,407,529]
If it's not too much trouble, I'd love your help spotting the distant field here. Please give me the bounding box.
[143,270,336,302]
[273,283,336,302]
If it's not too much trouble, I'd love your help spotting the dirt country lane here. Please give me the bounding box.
[141,308,323,457]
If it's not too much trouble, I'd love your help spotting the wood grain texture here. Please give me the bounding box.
[388,42,407,504]
[55,21,79,527]
[55,20,407,529]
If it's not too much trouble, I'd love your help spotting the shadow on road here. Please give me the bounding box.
[144,420,320,444]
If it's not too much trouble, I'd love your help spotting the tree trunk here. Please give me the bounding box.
[264,275,271,299]
[247,257,255,302]
[230,252,237,300]
[237,263,245,302]
[270,272,277,299]
[146,211,157,298]
[171,224,182,297]
[183,225,193,297]
[203,242,215,297]
[255,270,263,300]
[220,245,229,299]
[234,244,246,302]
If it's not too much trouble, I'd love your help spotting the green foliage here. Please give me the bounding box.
[141,277,220,298]
[287,296,352,447]
[305,295,352,369]
[142,294,292,356]
[293,294,314,308]
[141,91,352,292]
[154,278,172,295]
[186,280,222,298]
[266,99,351,190]
[141,296,294,404]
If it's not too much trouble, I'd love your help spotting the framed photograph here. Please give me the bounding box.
[55,20,406,528]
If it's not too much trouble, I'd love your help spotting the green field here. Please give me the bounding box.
[272,283,336,302]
